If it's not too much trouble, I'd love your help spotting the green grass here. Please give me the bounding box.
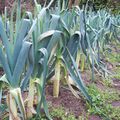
[112,67,120,79]
[50,107,77,120]
[87,84,120,120]
[85,42,120,120]
[104,42,120,63]
[105,52,120,63]
[31,106,77,120]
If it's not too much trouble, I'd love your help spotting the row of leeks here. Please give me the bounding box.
[51,3,120,97]
[51,0,120,106]
[0,0,91,120]
[0,0,120,119]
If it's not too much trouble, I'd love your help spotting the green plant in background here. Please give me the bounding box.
[76,49,86,72]
[76,6,120,79]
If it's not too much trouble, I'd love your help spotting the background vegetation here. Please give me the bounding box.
[0,0,120,14]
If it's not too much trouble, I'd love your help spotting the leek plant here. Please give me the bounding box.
[76,7,120,79]
[32,0,91,103]
[53,56,61,98]
[0,2,33,120]
[23,1,65,119]
[58,0,69,10]
[50,3,92,101]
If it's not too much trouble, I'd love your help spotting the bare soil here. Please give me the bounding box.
[88,115,102,120]
[112,101,120,107]
[46,84,87,119]
[112,78,120,90]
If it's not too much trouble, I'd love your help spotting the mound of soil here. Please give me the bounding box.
[112,78,120,90]
[112,101,120,107]
[46,84,86,118]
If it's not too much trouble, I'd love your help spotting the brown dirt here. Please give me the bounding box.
[0,0,56,14]
[112,78,120,90]
[45,84,87,119]
[45,83,104,120]
[88,115,102,120]
[0,0,34,14]
[81,71,106,90]
[112,101,120,107]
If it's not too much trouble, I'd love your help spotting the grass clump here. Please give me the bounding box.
[50,106,77,120]
[87,84,120,120]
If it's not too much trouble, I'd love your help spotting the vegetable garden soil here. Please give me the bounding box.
[46,84,87,118]
[45,84,102,120]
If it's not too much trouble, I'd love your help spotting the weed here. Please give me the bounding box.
[87,84,120,120]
